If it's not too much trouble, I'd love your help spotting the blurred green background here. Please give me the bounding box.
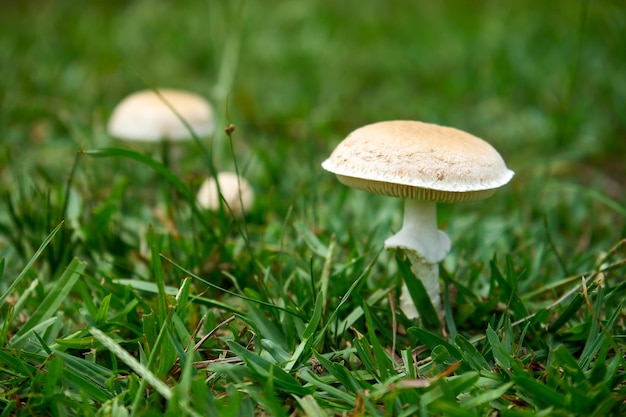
[1,0,624,264]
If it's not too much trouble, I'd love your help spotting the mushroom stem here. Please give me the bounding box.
[384,199,450,263]
[384,198,451,319]
[399,252,441,319]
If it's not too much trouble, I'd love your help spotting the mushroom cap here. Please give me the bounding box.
[108,89,214,142]
[321,120,514,203]
[197,172,254,218]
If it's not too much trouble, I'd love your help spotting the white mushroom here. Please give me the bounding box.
[197,172,254,218]
[108,89,214,166]
[322,120,514,320]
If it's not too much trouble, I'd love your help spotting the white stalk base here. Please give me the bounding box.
[399,251,441,319]
[384,199,450,264]
[384,199,450,319]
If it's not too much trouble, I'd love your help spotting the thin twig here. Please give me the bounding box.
[581,276,606,333]
[192,315,236,353]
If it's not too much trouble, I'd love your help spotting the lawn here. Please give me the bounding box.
[1,0,625,416]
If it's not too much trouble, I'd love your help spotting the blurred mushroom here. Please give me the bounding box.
[322,120,514,319]
[197,172,254,218]
[108,88,214,166]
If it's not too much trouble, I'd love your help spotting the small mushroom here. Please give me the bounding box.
[197,172,254,218]
[322,120,514,319]
[108,88,214,166]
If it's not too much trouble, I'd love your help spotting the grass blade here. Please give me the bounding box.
[227,341,310,396]
[285,294,324,371]
[362,302,394,381]
[295,395,328,417]
[81,147,190,199]
[147,227,168,323]
[89,327,172,400]
[485,325,511,372]
[0,222,63,309]
[408,327,464,365]
[461,381,513,408]
[164,255,306,320]
[396,253,441,328]
[298,368,356,405]
[53,350,117,403]
[15,257,85,337]
[455,334,490,372]
[80,147,214,237]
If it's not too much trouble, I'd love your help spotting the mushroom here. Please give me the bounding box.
[322,120,514,319]
[197,172,254,218]
[108,88,214,166]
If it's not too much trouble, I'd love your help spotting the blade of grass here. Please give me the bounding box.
[298,368,356,406]
[312,350,365,394]
[0,221,63,309]
[0,402,15,417]
[295,395,328,417]
[362,302,394,381]
[90,327,172,400]
[408,327,464,365]
[0,348,38,378]
[147,227,168,323]
[320,235,335,313]
[261,338,292,365]
[581,299,623,371]
[15,257,85,337]
[396,253,441,329]
[401,349,417,380]
[285,294,323,371]
[260,366,290,417]
[114,279,178,296]
[80,147,215,237]
[81,147,190,197]
[548,292,585,333]
[129,312,176,417]
[227,340,310,396]
[441,267,458,340]
[351,328,381,381]
[315,249,381,348]
[334,288,389,337]
[543,214,570,276]
[94,294,112,326]
[454,334,490,372]
[244,302,288,350]
[53,350,117,403]
[223,125,257,274]
[462,381,513,409]
[485,325,512,372]
[115,278,241,314]
[175,276,192,319]
[8,317,58,350]
[490,256,528,319]
[511,361,566,408]
[164,255,306,320]
[420,372,479,411]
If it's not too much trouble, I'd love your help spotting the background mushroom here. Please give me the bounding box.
[322,120,514,319]
[197,172,255,219]
[108,88,214,167]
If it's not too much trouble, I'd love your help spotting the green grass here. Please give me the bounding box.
[1,0,626,415]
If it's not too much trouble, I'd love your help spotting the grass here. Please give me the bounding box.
[1,0,626,415]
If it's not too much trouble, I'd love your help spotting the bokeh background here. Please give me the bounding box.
[1,0,624,273]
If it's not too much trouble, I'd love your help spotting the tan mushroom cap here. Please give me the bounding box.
[108,89,214,142]
[322,120,514,203]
